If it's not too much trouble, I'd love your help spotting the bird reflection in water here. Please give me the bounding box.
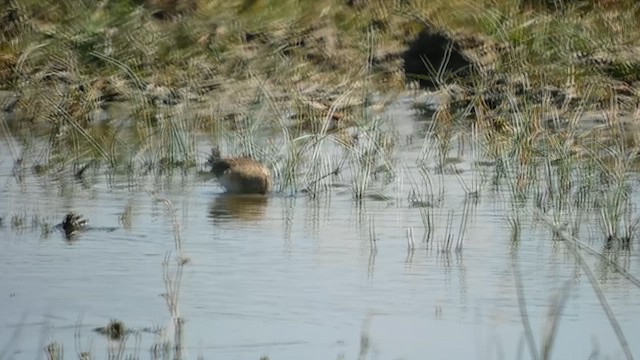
[208,194,270,222]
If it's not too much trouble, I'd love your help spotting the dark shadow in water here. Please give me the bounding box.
[207,193,270,223]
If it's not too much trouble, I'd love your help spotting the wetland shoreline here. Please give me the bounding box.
[2,1,640,359]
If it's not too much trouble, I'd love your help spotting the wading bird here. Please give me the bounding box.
[207,147,272,195]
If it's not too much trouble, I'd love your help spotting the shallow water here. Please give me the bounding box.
[1,99,640,360]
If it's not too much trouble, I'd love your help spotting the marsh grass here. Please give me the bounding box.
[139,106,198,168]
[44,341,63,360]
[453,25,640,249]
[404,164,436,243]
[454,124,485,197]
[3,0,640,358]
[4,0,639,199]
[119,200,133,230]
[4,209,54,236]
[73,317,94,360]
[405,227,416,262]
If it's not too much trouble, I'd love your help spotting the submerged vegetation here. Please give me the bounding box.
[2,0,640,358]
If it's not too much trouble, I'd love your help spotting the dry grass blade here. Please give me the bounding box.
[455,196,473,251]
[151,194,189,264]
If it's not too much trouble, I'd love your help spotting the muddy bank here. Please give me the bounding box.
[1,0,640,139]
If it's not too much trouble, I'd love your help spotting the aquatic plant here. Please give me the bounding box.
[44,342,63,360]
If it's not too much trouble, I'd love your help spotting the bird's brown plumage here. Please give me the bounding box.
[208,148,272,194]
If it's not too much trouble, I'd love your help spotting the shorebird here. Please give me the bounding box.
[207,147,272,194]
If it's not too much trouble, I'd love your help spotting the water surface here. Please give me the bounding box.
[1,99,639,360]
